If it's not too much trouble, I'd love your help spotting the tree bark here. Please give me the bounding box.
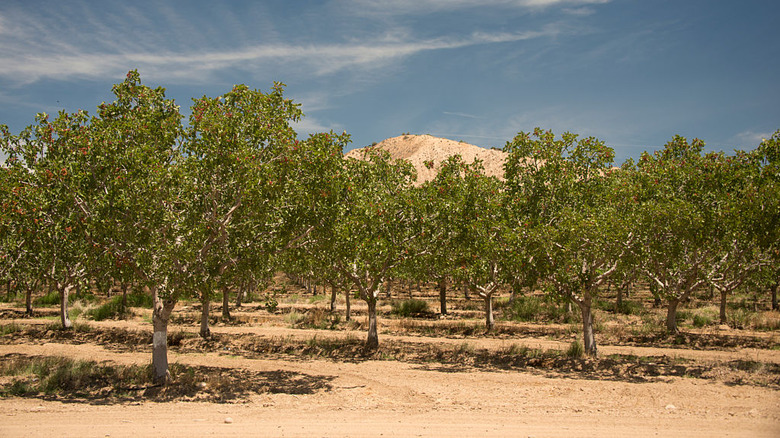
[222,287,231,320]
[385,280,392,299]
[484,294,494,332]
[330,285,338,312]
[666,298,680,333]
[121,282,128,313]
[200,294,211,338]
[59,283,73,329]
[345,289,351,321]
[615,283,624,313]
[771,282,778,311]
[438,278,447,316]
[580,299,597,357]
[719,288,728,324]
[365,298,378,351]
[235,285,244,308]
[25,284,33,317]
[152,287,176,384]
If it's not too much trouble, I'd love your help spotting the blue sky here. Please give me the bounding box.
[1,0,778,164]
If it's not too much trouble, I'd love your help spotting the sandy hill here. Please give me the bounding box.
[344,134,506,184]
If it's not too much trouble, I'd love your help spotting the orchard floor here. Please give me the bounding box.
[1,300,779,438]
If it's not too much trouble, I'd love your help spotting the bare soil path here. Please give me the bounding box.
[1,302,779,437]
[1,341,779,438]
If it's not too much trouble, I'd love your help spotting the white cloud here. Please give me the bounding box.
[339,0,609,16]
[731,130,776,148]
[292,116,343,137]
[0,29,558,85]
[443,111,484,119]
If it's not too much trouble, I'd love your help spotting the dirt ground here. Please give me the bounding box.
[1,298,779,438]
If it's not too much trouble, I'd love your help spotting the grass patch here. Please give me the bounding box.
[692,313,712,328]
[86,295,131,321]
[566,340,584,358]
[0,353,335,401]
[0,323,22,336]
[295,308,341,330]
[308,295,327,304]
[391,299,430,318]
[0,355,151,397]
[503,295,579,323]
[33,291,60,306]
[284,310,304,326]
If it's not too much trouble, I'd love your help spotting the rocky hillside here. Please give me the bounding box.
[344,134,506,184]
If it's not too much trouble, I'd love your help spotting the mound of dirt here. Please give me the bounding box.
[345,134,506,184]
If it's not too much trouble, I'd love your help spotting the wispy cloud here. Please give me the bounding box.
[0,28,559,85]
[340,0,610,16]
[730,130,776,148]
[443,111,484,119]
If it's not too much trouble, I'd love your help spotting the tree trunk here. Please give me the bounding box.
[152,287,176,384]
[771,282,778,311]
[463,284,470,300]
[25,284,33,317]
[719,288,728,324]
[666,298,680,333]
[200,294,211,338]
[330,285,338,312]
[438,278,447,316]
[615,283,624,312]
[365,298,378,351]
[580,300,597,357]
[345,289,351,321]
[121,282,128,313]
[484,294,494,332]
[385,280,392,299]
[222,287,231,320]
[59,283,73,329]
[235,285,244,308]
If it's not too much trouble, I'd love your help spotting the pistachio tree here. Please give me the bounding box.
[504,129,628,356]
[634,136,724,332]
[1,108,98,328]
[177,84,342,338]
[324,149,424,351]
[431,155,508,331]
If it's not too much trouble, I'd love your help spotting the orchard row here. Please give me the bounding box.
[1,71,778,382]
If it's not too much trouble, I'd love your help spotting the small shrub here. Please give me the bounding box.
[505,295,542,321]
[284,310,304,325]
[729,308,754,329]
[125,292,153,308]
[296,308,341,330]
[566,340,584,358]
[504,343,528,356]
[692,313,712,328]
[87,295,130,321]
[308,295,327,304]
[616,300,644,315]
[263,293,279,313]
[504,295,579,323]
[676,310,692,323]
[0,323,22,336]
[391,299,430,317]
[455,342,474,355]
[34,291,61,306]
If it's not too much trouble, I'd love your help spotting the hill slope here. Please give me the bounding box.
[344,134,506,184]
